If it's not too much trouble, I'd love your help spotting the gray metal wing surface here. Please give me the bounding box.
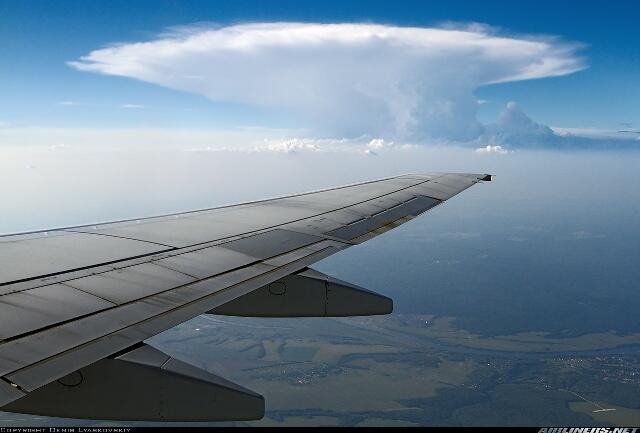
[0,172,491,420]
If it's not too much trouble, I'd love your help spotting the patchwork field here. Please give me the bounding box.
[1,313,639,427]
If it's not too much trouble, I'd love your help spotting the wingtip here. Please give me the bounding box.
[481,174,493,181]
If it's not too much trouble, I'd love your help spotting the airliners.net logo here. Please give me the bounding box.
[539,428,638,433]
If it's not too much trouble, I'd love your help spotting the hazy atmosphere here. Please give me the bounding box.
[1,0,639,427]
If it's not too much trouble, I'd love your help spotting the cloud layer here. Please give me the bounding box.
[70,22,585,141]
[480,102,640,149]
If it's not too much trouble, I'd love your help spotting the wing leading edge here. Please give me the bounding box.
[0,172,492,420]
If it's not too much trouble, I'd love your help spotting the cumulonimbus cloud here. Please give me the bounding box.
[69,22,585,140]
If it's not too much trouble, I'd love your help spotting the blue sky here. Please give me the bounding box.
[1,0,639,139]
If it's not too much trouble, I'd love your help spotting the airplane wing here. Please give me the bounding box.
[0,172,491,421]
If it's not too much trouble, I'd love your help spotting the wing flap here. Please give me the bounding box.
[3,344,265,421]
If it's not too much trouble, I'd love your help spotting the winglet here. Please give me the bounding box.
[481,174,493,181]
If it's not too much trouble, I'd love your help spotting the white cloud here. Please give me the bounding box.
[0,126,369,153]
[476,102,640,150]
[364,137,418,153]
[49,144,72,151]
[367,138,386,150]
[569,230,605,240]
[58,101,81,106]
[69,22,585,141]
[552,127,640,140]
[57,101,151,110]
[0,124,436,157]
[475,145,509,154]
[256,138,320,153]
[0,127,285,150]
[479,102,557,149]
[252,136,400,154]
